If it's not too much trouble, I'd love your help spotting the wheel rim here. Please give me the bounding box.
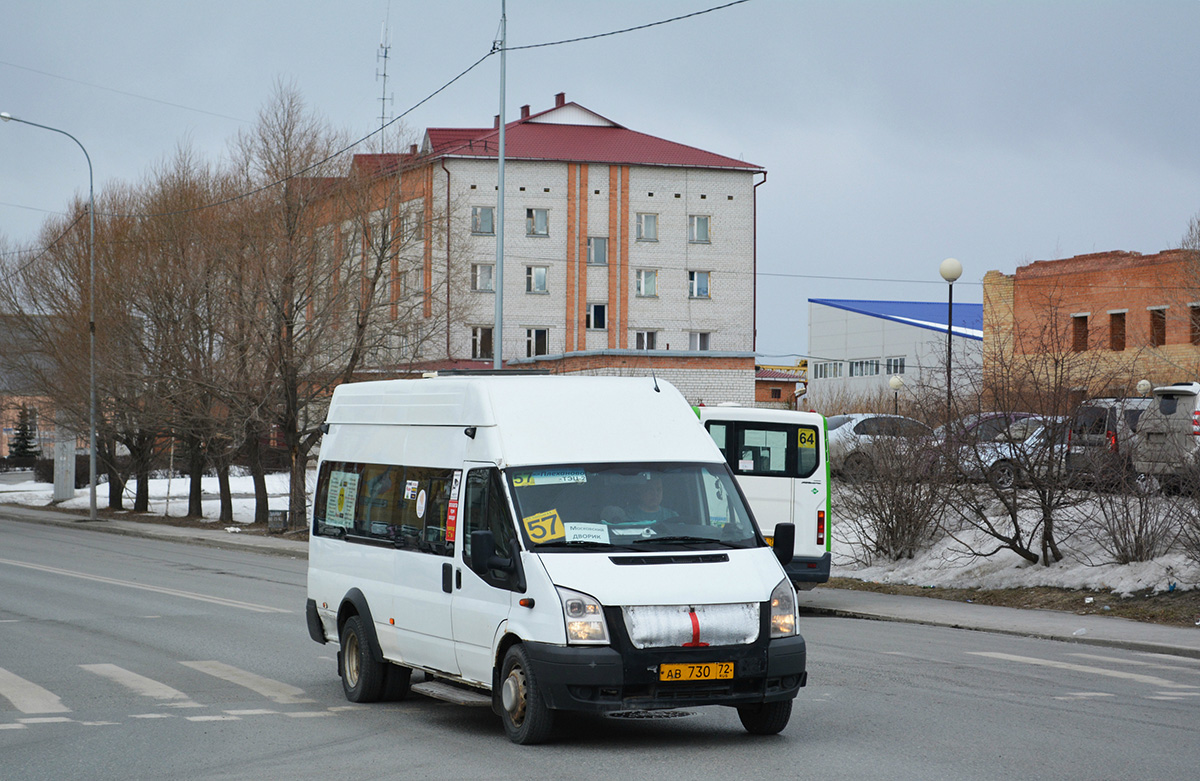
[502,666,527,725]
[345,632,361,687]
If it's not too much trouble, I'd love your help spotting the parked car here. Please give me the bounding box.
[954,415,1069,490]
[1132,382,1200,491]
[1065,397,1152,487]
[826,413,934,480]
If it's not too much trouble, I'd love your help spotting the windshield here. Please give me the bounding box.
[506,462,762,552]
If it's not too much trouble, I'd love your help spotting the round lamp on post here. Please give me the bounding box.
[939,257,963,426]
[1137,379,1152,397]
[889,374,904,415]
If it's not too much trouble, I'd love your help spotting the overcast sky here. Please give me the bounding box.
[3,1,1198,360]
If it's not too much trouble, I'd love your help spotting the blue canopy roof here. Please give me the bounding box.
[810,299,983,341]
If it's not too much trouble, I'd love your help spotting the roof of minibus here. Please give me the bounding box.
[696,405,826,426]
[325,375,724,466]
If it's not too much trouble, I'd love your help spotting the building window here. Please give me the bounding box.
[849,359,880,377]
[885,356,906,375]
[472,326,493,359]
[586,303,606,330]
[689,215,710,243]
[471,206,494,235]
[770,388,782,400]
[526,266,548,294]
[814,362,843,380]
[636,212,658,241]
[526,208,548,236]
[1111,312,1126,351]
[1150,308,1167,347]
[635,269,658,297]
[471,263,494,292]
[689,332,711,351]
[526,328,549,357]
[1072,315,1088,352]
[1190,306,1200,346]
[688,270,710,299]
[634,331,657,350]
[403,214,423,241]
[587,237,607,265]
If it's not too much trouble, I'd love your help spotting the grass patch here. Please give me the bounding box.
[826,577,1200,628]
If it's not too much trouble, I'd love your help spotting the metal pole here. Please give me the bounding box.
[1,112,97,520]
[493,0,506,370]
[946,281,954,425]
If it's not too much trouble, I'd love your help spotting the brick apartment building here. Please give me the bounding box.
[983,249,1200,399]
[319,93,766,405]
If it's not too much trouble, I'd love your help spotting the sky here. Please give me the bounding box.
[3,1,1199,360]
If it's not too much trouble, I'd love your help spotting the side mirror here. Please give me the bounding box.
[469,530,513,574]
[771,523,795,567]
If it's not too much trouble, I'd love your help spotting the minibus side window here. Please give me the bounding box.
[462,468,522,591]
[313,460,366,536]
[795,425,820,477]
[396,466,455,556]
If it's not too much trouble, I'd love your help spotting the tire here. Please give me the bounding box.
[340,615,385,703]
[843,452,872,482]
[1134,472,1161,495]
[498,645,555,745]
[381,663,412,702]
[738,700,792,735]
[987,461,1016,490]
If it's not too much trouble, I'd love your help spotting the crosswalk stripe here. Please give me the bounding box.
[180,661,312,704]
[969,652,1200,690]
[0,666,70,714]
[80,664,200,707]
[1068,653,1200,675]
[0,557,290,614]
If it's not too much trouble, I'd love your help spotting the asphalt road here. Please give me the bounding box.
[2,516,1199,780]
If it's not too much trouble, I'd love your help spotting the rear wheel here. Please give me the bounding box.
[499,645,554,745]
[1134,472,1161,495]
[738,700,792,735]
[340,615,385,703]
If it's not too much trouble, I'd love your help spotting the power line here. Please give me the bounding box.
[506,0,752,51]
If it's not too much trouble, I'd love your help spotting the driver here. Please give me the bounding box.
[602,476,678,527]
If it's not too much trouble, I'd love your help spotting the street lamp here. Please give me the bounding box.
[939,257,963,427]
[1137,379,1152,397]
[1,112,97,522]
[889,375,904,415]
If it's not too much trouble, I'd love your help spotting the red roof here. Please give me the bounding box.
[424,102,761,171]
[755,369,804,381]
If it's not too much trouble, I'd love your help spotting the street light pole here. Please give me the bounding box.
[2,112,97,521]
[939,257,963,428]
[889,374,904,416]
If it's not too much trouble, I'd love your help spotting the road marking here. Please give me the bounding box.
[0,667,71,714]
[180,661,312,704]
[969,652,1200,690]
[80,664,202,707]
[18,717,74,724]
[186,715,241,722]
[0,724,27,730]
[1068,653,1200,675]
[0,557,290,614]
[225,709,278,716]
[1052,692,1114,700]
[130,714,175,719]
[285,711,332,718]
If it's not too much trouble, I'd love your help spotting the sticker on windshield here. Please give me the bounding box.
[798,428,817,449]
[404,480,419,500]
[565,523,610,544]
[522,509,566,543]
[511,468,587,487]
[325,470,359,528]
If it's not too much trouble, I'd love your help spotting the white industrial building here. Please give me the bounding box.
[806,298,983,409]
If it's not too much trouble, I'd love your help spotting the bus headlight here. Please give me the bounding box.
[557,587,610,645]
[769,579,798,638]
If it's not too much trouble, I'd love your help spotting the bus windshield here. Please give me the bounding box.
[506,462,760,552]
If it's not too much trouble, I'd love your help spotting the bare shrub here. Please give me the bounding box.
[1085,474,1184,564]
[835,436,945,565]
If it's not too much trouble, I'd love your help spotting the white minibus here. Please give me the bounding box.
[695,406,830,588]
[306,375,807,744]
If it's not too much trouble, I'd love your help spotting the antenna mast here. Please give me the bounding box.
[376,4,394,153]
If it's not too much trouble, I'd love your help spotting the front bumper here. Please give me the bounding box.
[521,633,806,713]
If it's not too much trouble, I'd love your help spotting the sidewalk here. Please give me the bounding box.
[4,503,1199,659]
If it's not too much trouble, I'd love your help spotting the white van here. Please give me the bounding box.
[305,375,807,744]
[1132,381,1200,490]
[696,406,830,588]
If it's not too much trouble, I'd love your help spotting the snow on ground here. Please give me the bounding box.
[3,469,1198,596]
[0,470,300,525]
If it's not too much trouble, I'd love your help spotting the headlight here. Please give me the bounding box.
[769,578,797,638]
[557,586,610,645]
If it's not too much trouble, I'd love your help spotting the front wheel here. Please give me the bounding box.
[987,461,1016,490]
[738,700,792,735]
[499,645,555,745]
